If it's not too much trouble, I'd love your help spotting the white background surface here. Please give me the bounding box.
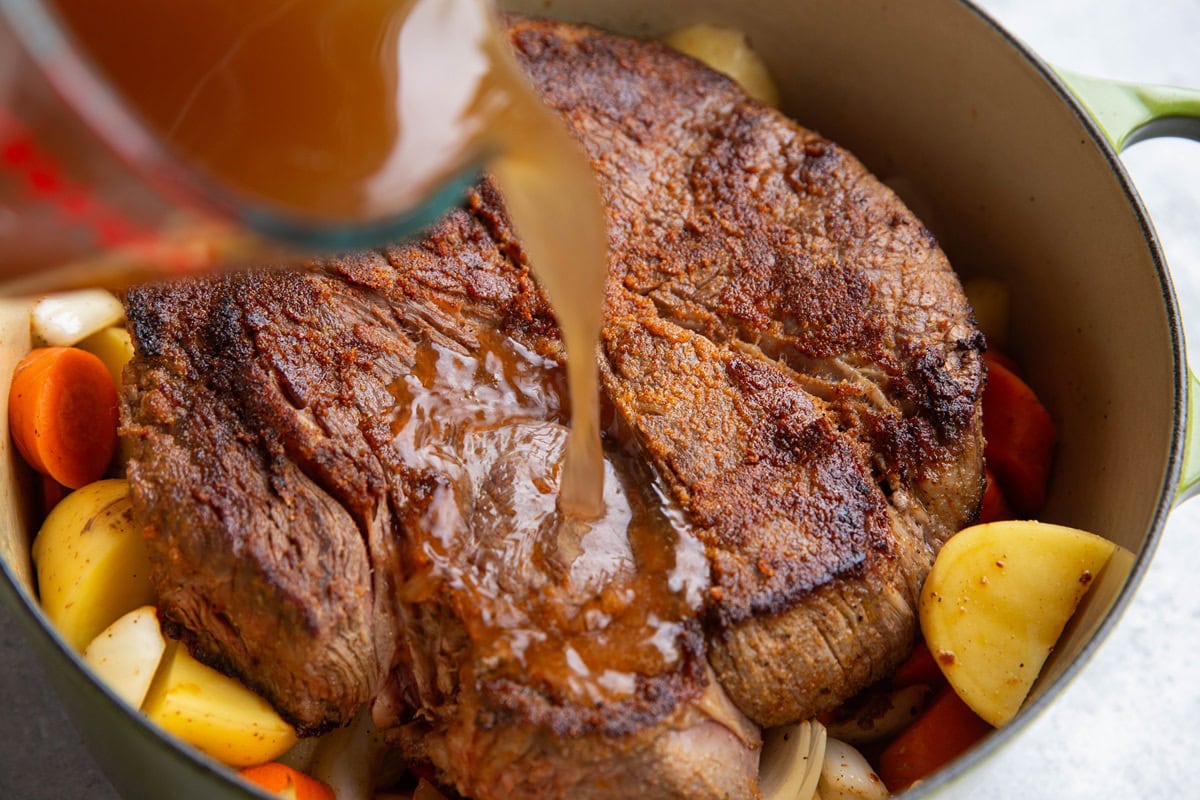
[1,1,1198,798]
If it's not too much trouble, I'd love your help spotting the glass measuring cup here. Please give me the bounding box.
[0,0,484,294]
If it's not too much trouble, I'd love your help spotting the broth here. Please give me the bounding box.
[51,0,610,519]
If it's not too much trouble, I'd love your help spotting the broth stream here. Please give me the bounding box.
[51,0,608,518]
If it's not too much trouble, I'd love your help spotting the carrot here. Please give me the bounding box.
[983,346,1019,375]
[982,351,1055,514]
[39,474,71,519]
[238,763,335,800]
[8,346,118,489]
[877,687,992,792]
[978,467,1013,524]
[890,641,943,690]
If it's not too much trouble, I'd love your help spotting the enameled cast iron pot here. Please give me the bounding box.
[2,0,1199,797]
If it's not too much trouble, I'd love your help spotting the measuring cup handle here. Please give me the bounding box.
[1057,69,1200,504]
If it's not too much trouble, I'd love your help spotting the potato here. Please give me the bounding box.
[32,479,155,651]
[919,521,1116,726]
[82,605,167,709]
[77,326,135,388]
[664,24,780,107]
[31,288,125,347]
[963,276,1010,349]
[143,642,298,767]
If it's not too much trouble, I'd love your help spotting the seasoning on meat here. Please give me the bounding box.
[121,16,983,800]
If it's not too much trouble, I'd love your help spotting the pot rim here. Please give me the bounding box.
[901,1,1188,795]
[0,1,1191,798]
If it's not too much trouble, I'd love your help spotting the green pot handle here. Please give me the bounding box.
[1055,69,1200,504]
[1056,68,1200,150]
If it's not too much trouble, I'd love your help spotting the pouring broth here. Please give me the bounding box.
[50,0,610,520]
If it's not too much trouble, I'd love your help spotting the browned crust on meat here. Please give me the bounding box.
[122,14,984,791]
[506,16,983,723]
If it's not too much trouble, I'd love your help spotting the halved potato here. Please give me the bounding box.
[82,605,167,709]
[32,478,155,651]
[663,24,780,107]
[143,642,298,767]
[919,521,1117,726]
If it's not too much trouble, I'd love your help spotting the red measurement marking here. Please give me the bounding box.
[1,131,36,167]
[0,109,158,251]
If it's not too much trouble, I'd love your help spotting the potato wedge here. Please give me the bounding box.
[962,277,1010,349]
[919,521,1116,726]
[32,479,155,651]
[77,326,135,388]
[143,642,298,767]
[82,605,167,709]
[664,24,780,107]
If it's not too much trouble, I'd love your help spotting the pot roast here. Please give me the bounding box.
[120,17,984,799]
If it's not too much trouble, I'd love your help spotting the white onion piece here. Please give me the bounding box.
[824,683,932,745]
[818,738,889,800]
[308,709,388,800]
[760,720,828,800]
[31,288,124,347]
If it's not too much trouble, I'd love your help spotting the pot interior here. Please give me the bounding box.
[0,0,1182,797]
[503,0,1182,697]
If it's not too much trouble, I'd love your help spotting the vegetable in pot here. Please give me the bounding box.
[981,352,1056,515]
[877,688,991,793]
[9,346,118,489]
[32,478,154,651]
[818,737,889,800]
[30,288,125,347]
[142,641,298,767]
[664,23,780,106]
[239,763,335,800]
[918,521,1117,726]
[82,604,167,709]
[77,326,135,389]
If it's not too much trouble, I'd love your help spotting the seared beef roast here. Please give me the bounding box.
[121,17,983,799]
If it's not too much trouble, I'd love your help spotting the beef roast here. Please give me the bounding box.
[120,16,984,799]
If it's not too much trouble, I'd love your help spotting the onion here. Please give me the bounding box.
[31,288,124,347]
[818,738,888,800]
[760,720,828,800]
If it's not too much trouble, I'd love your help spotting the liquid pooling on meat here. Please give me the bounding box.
[386,324,708,705]
[116,13,985,800]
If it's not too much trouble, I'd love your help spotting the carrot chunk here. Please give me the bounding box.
[878,687,992,792]
[982,352,1055,514]
[982,347,1019,375]
[890,641,944,690]
[39,473,71,519]
[978,467,1013,524]
[238,763,335,800]
[8,347,118,489]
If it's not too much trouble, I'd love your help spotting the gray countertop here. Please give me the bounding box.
[2,1,1198,798]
